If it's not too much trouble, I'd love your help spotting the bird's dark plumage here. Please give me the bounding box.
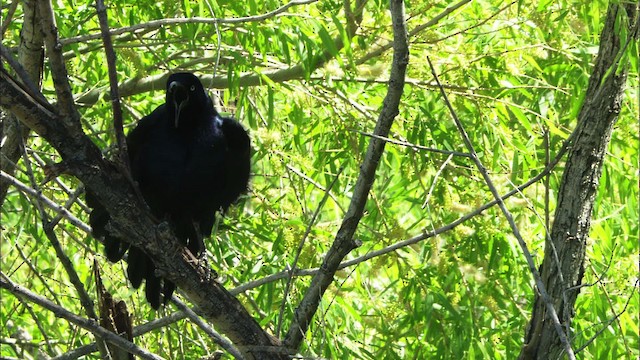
[86,72,250,309]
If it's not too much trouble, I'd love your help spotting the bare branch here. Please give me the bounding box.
[60,0,319,46]
[354,130,471,157]
[36,0,82,131]
[284,0,410,349]
[171,297,245,360]
[0,170,91,233]
[0,273,165,360]
[95,0,129,173]
[276,167,343,337]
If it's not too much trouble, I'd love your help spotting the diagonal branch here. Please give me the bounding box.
[427,56,575,359]
[520,3,638,359]
[1,62,285,360]
[0,273,164,360]
[36,0,81,131]
[276,167,344,337]
[95,0,129,173]
[283,0,409,350]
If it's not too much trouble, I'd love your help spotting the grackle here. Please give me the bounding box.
[86,72,250,309]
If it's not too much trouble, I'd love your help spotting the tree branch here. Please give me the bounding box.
[60,0,319,46]
[36,0,81,131]
[1,49,285,360]
[427,56,575,358]
[283,0,409,349]
[0,273,163,360]
[95,0,129,173]
[0,0,44,207]
[519,3,638,359]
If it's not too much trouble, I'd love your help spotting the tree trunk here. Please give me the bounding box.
[519,3,638,359]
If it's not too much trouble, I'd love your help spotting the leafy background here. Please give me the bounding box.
[1,0,637,358]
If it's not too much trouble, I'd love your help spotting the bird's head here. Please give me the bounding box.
[165,72,211,128]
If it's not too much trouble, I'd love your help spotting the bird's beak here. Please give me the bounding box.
[168,81,189,128]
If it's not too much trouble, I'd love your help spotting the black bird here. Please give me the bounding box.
[86,72,251,309]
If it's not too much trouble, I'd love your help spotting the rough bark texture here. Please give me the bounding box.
[519,3,638,359]
[1,0,377,356]
[1,68,286,359]
[0,0,44,205]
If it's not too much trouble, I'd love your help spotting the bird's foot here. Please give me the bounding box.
[197,253,218,281]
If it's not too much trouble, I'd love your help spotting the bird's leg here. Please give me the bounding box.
[189,221,217,281]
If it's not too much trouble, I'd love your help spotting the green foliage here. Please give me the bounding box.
[1,0,637,359]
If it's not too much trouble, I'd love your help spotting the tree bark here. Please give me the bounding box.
[0,0,44,205]
[283,0,409,349]
[0,0,374,356]
[0,68,288,359]
[519,3,638,359]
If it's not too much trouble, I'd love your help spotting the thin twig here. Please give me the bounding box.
[433,1,517,43]
[422,153,454,208]
[426,56,575,360]
[0,170,91,233]
[356,0,471,64]
[354,130,471,157]
[0,0,19,36]
[4,249,56,356]
[276,167,343,337]
[171,297,245,360]
[573,280,637,354]
[203,1,222,81]
[284,165,344,213]
[60,0,319,46]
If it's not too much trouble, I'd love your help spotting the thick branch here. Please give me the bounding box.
[519,3,638,359]
[1,64,284,360]
[283,0,409,349]
[0,0,44,206]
